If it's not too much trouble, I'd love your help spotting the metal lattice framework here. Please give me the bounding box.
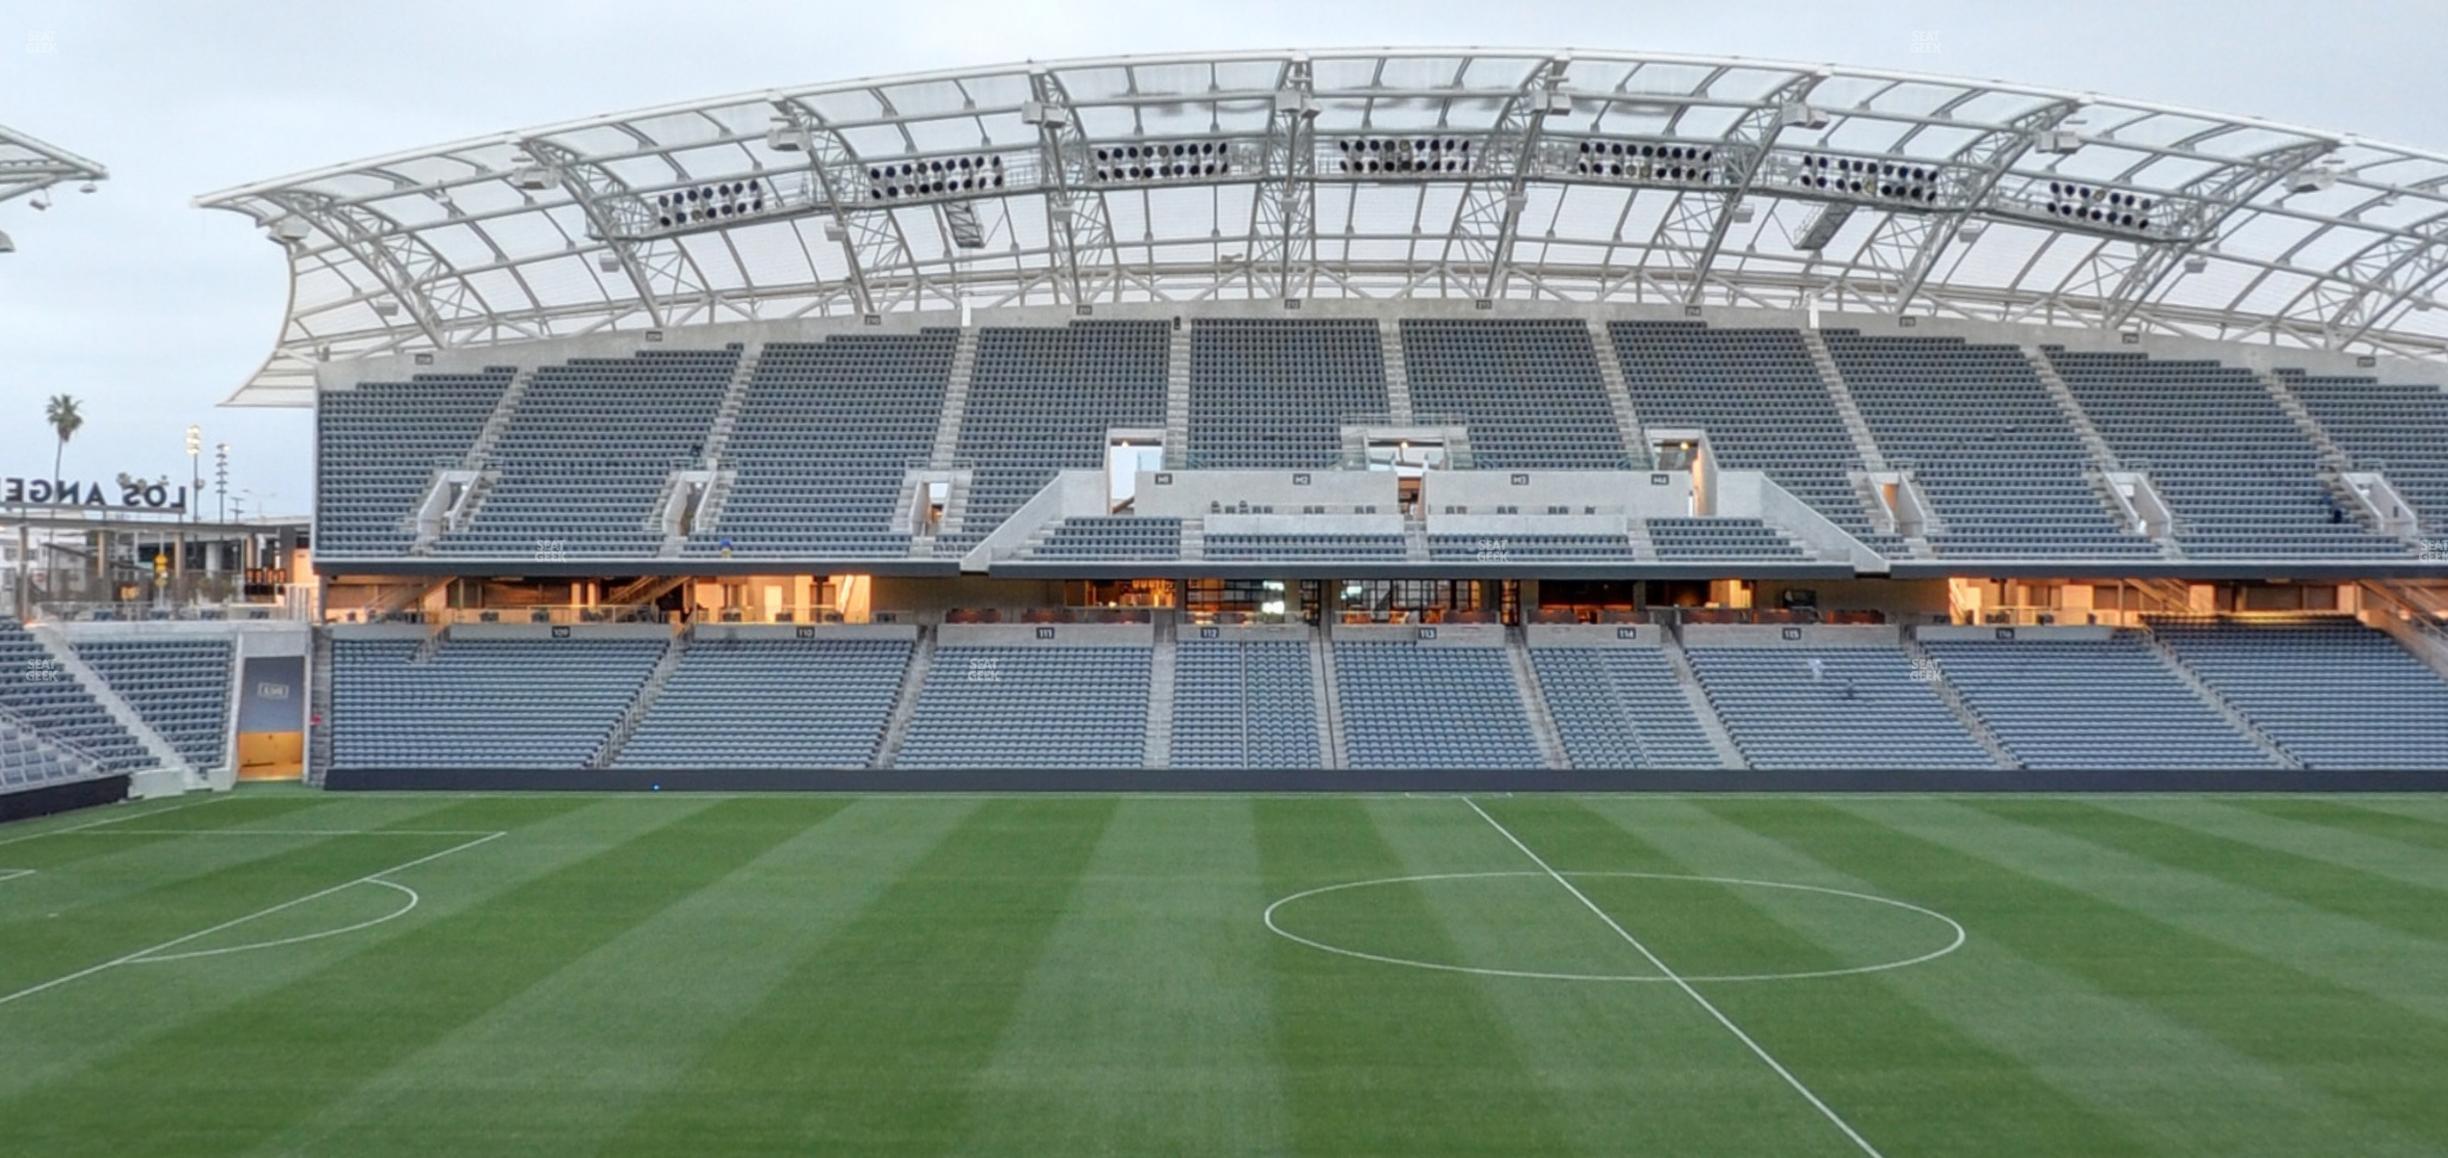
[195,49,2448,405]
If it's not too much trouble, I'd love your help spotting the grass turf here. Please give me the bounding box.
[3,788,2447,1155]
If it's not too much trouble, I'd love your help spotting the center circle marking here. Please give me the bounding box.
[1263,871,1966,983]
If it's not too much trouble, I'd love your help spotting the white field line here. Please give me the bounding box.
[0,796,227,849]
[1463,797,1885,1158]
[1264,870,1964,984]
[0,869,32,884]
[62,829,504,837]
[0,830,504,1010]
[130,880,421,964]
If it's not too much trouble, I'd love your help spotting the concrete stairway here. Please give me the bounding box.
[1165,324,1193,468]
[873,625,937,768]
[1312,628,1349,769]
[594,634,687,768]
[1587,318,1651,467]
[1506,627,1570,770]
[928,328,979,469]
[1143,620,1176,767]
[1379,318,1415,424]
[1661,631,1745,769]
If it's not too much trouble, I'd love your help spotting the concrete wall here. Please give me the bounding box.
[1419,469,1689,515]
[1182,622,1314,644]
[1328,622,1508,648]
[937,622,1154,648]
[446,623,672,641]
[690,623,920,643]
[1526,623,1666,649]
[1134,469,1397,517]
[1914,624,2120,643]
[1680,623,1902,649]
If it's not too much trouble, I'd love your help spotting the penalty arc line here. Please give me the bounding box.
[0,830,505,1011]
[1462,796,1886,1158]
[130,880,421,964]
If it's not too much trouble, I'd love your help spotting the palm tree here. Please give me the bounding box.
[45,395,82,484]
[41,395,83,606]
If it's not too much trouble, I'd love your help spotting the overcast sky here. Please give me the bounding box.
[2,0,2440,517]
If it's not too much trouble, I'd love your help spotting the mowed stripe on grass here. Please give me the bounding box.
[0,796,814,1157]
[5,791,2448,1157]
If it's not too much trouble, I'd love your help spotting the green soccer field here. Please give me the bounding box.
[4,788,2448,1156]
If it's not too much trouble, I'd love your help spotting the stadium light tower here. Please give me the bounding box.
[0,123,108,253]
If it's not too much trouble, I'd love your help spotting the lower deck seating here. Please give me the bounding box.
[1172,640,1321,767]
[1919,634,2272,770]
[1333,641,1540,768]
[71,638,233,770]
[0,620,149,772]
[2148,617,2448,769]
[613,638,912,769]
[332,635,667,768]
[0,712,101,793]
[1687,646,1996,769]
[1531,647,1725,769]
[895,647,1150,768]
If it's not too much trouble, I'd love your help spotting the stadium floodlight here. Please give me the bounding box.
[1539,83,1574,117]
[371,298,400,317]
[268,216,310,243]
[765,124,806,152]
[596,251,622,273]
[511,165,555,191]
[2183,254,2210,274]
[2037,128,2084,155]
[1796,203,1857,251]
[1730,202,1756,224]
[1958,218,1987,240]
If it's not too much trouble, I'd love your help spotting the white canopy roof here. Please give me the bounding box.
[197,48,2448,405]
[0,124,106,217]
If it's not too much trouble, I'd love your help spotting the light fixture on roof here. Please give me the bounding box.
[79,181,97,194]
[1958,218,1987,240]
[1776,102,1830,130]
[766,124,806,152]
[2183,254,2210,275]
[1020,99,1068,129]
[268,216,311,243]
[596,251,622,273]
[371,297,400,317]
[30,192,51,211]
[1539,82,1574,118]
[2037,128,2083,155]
[0,229,13,255]
[511,164,555,191]
[1730,201,1755,224]
[2288,159,2342,196]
